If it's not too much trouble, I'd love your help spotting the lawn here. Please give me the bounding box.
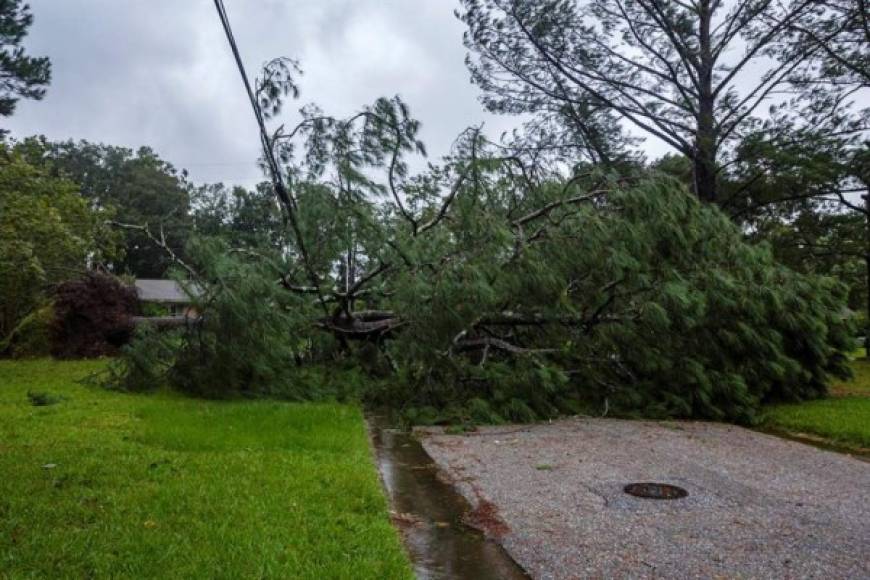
[762,356,870,450]
[0,359,412,579]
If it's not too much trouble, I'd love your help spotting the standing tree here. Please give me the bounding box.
[459,0,827,202]
[0,0,49,117]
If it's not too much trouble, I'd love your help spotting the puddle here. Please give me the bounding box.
[368,414,529,580]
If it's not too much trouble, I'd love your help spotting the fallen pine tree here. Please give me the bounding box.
[104,61,854,423]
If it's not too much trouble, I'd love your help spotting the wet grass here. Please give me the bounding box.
[0,359,412,579]
[762,356,870,451]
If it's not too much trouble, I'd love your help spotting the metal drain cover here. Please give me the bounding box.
[624,482,688,500]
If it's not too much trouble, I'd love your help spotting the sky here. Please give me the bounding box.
[0,1,506,188]
[4,1,675,189]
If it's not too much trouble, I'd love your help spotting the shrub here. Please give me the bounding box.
[51,272,138,358]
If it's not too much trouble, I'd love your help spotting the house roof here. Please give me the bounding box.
[134,279,196,304]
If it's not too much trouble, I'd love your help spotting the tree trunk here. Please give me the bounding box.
[864,193,870,359]
[694,0,717,204]
[692,140,717,203]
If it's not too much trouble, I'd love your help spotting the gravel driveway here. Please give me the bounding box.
[419,418,870,579]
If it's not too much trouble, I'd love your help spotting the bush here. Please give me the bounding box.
[51,272,138,358]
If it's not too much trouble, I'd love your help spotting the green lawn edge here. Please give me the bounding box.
[760,357,870,453]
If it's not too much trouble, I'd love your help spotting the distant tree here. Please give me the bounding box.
[0,0,50,117]
[18,138,194,277]
[459,0,831,202]
[191,181,286,250]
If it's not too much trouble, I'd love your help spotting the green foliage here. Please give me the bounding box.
[117,157,853,425]
[192,183,288,250]
[383,178,854,424]
[107,238,350,400]
[0,146,117,347]
[168,241,306,398]
[104,66,854,426]
[0,359,413,578]
[103,324,177,392]
[0,303,52,358]
[0,0,50,118]
[715,112,869,316]
[17,137,193,277]
[784,0,869,92]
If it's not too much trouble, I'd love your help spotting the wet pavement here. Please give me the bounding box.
[420,418,870,579]
[368,415,529,580]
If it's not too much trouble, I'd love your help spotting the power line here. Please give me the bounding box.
[211,0,292,210]
[211,0,329,315]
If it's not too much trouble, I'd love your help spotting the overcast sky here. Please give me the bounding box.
[4,1,671,189]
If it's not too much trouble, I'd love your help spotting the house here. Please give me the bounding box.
[133,279,198,317]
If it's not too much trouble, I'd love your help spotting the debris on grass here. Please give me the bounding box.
[27,390,64,406]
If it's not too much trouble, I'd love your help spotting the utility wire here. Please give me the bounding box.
[211,0,292,210]
[212,0,329,315]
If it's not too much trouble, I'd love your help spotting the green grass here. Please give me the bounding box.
[0,359,412,579]
[762,357,870,450]
[830,354,870,397]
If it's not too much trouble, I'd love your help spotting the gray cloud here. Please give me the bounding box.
[6,1,666,188]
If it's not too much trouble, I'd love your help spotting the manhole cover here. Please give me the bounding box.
[624,482,688,500]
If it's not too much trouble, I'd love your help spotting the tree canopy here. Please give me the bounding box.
[18,138,194,277]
